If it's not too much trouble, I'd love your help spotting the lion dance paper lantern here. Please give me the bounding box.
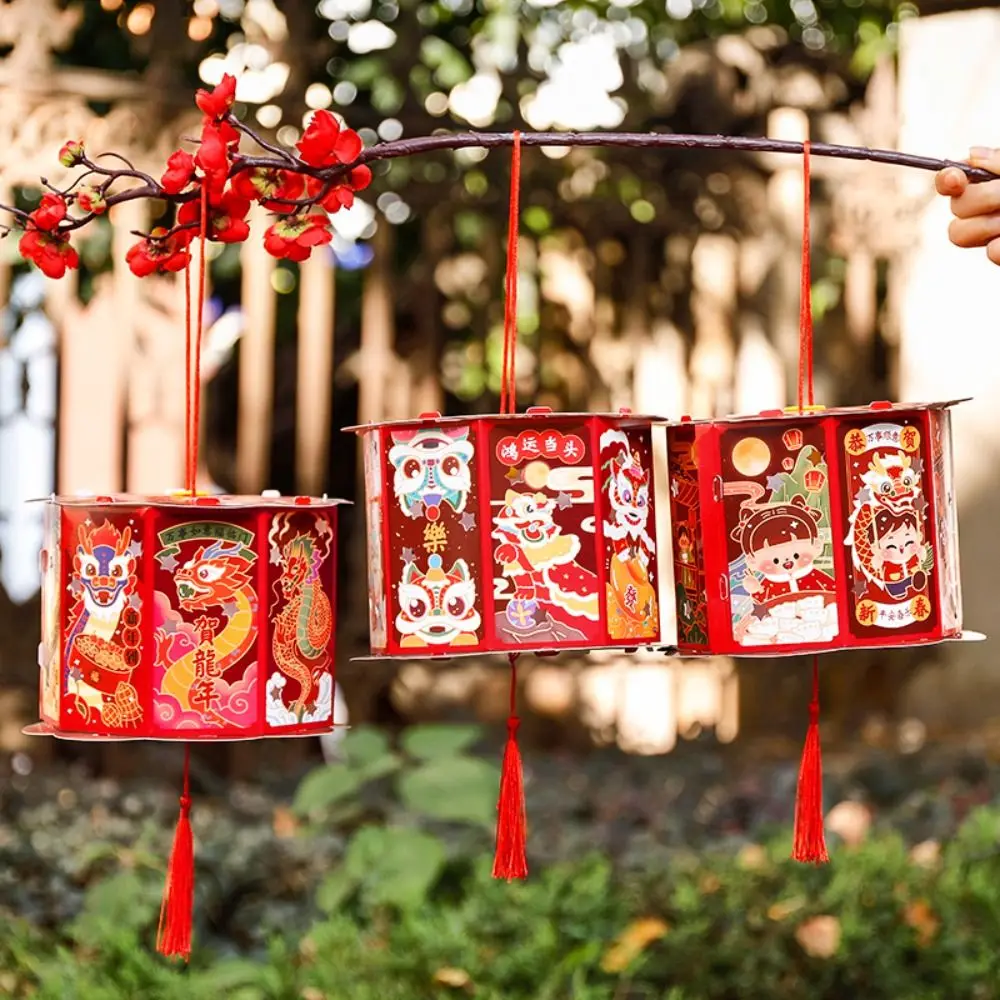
[665,400,967,656]
[29,493,342,740]
[348,406,665,659]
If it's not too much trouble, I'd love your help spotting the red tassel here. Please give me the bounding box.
[493,655,527,880]
[157,744,195,959]
[792,657,829,864]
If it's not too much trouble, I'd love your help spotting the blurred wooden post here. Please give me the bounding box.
[766,107,810,407]
[357,223,396,425]
[295,252,336,496]
[688,233,738,416]
[237,203,277,493]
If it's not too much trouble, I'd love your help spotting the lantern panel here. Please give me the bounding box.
[384,421,486,653]
[362,429,389,653]
[598,421,660,643]
[838,414,936,638]
[31,496,342,740]
[724,420,840,650]
[152,511,263,734]
[929,408,963,633]
[666,424,710,649]
[263,509,338,731]
[488,419,603,649]
[59,505,148,735]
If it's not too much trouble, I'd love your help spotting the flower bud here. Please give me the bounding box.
[59,140,85,168]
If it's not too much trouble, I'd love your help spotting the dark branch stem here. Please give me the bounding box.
[348,131,998,182]
[229,116,298,165]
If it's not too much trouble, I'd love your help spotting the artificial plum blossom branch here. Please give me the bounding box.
[3,71,995,280]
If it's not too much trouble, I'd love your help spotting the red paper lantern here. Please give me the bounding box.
[29,493,342,740]
[348,407,664,658]
[665,401,969,656]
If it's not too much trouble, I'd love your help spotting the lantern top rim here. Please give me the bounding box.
[666,398,969,428]
[29,493,351,509]
[342,408,670,434]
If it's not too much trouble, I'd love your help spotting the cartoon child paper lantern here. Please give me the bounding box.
[29,493,343,740]
[348,406,665,659]
[665,400,967,657]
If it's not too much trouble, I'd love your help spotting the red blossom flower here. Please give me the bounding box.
[19,229,79,279]
[195,73,237,120]
[296,110,363,168]
[178,188,251,243]
[161,149,196,195]
[263,213,332,262]
[59,140,85,168]
[196,122,231,202]
[75,185,106,215]
[125,227,191,277]
[232,167,306,211]
[305,165,372,213]
[216,117,241,150]
[31,194,68,231]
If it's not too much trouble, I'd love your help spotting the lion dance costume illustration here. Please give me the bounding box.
[600,429,658,639]
[65,521,143,728]
[493,489,599,641]
[268,514,334,719]
[846,450,930,601]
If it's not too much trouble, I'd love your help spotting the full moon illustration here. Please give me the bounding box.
[522,460,551,489]
[732,436,772,477]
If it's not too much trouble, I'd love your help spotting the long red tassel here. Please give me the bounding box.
[493,654,527,880]
[792,656,828,863]
[157,744,195,958]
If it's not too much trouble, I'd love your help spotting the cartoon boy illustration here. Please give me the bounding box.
[676,525,693,564]
[869,508,927,599]
[735,495,835,602]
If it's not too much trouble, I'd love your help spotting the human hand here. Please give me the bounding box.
[935,147,1000,265]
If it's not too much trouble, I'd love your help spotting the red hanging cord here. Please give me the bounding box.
[183,264,193,492]
[792,656,829,864]
[157,744,195,958]
[493,653,527,880]
[499,131,521,415]
[188,182,209,495]
[798,139,814,411]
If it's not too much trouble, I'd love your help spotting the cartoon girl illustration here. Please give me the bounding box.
[676,525,693,564]
[869,508,928,599]
[735,495,835,602]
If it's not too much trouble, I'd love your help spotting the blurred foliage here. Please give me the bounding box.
[2,790,1000,999]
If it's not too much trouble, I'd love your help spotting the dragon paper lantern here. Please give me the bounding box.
[30,494,342,741]
[349,406,665,659]
[664,400,969,656]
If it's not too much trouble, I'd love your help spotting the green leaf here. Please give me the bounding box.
[292,764,363,816]
[344,726,392,767]
[344,826,447,910]
[398,756,499,829]
[316,869,357,914]
[401,724,483,761]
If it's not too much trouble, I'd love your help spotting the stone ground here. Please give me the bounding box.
[0,734,997,954]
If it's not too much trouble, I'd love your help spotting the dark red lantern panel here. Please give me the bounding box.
[664,401,966,656]
[32,494,342,740]
[351,408,664,658]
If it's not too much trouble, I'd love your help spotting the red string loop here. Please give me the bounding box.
[798,139,814,412]
[499,131,521,415]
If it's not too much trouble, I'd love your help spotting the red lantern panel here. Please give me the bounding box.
[665,402,968,656]
[32,495,342,740]
[349,408,663,658]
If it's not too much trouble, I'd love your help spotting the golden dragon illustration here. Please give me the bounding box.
[271,529,333,718]
[158,539,257,725]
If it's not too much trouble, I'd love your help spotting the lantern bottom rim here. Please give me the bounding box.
[23,722,349,742]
